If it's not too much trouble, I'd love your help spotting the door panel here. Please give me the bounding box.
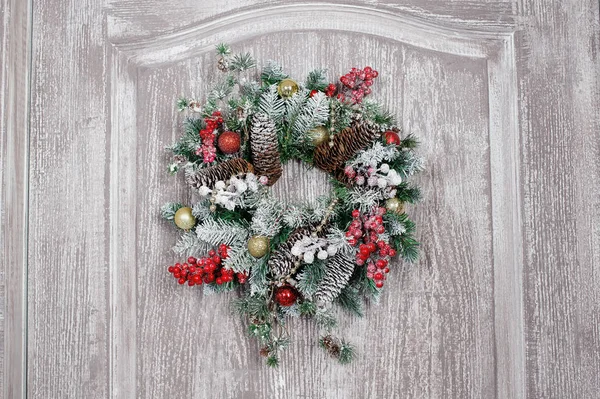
[109,7,516,398]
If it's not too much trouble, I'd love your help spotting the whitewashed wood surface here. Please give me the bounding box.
[1,0,599,398]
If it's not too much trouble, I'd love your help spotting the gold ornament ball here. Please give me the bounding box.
[277,79,299,98]
[174,207,196,230]
[309,126,330,146]
[247,235,270,258]
[385,198,405,214]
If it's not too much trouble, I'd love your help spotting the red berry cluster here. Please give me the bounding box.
[339,66,378,104]
[324,83,337,98]
[345,207,396,289]
[196,111,223,163]
[167,244,248,286]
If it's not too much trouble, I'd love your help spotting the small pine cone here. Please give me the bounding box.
[250,113,282,186]
[321,335,341,357]
[313,121,380,173]
[186,158,254,190]
[314,253,356,304]
[259,347,270,357]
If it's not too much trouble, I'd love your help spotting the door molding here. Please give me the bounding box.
[1,0,33,398]
[107,3,524,397]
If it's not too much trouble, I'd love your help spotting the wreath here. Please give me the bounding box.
[160,44,424,366]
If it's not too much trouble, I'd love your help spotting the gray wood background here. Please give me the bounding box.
[1,0,599,398]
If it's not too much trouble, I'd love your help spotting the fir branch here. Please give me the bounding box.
[250,197,284,237]
[292,91,330,144]
[229,52,256,72]
[305,69,329,91]
[348,142,399,168]
[232,294,270,321]
[160,202,183,222]
[196,218,250,246]
[338,340,356,364]
[315,308,337,330]
[298,300,316,316]
[362,99,396,128]
[400,133,419,149]
[173,231,210,257]
[248,256,269,295]
[336,286,364,317]
[191,200,212,221]
[176,97,189,112]
[261,60,288,85]
[259,85,285,123]
[266,356,279,367]
[297,260,326,297]
[215,43,232,56]
[223,243,256,273]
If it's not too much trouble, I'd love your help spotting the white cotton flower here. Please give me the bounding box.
[198,186,212,196]
[224,200,236,211]
[326,245,338,256]
[317,250,328,260]
[303,251,315,264]
[291,245,302,257]
[387,170,403,185]
[234,180,248,193]
[377,178,388,188]
[215,181,226,190]
[388,189,397,198]
[380,163,390,174]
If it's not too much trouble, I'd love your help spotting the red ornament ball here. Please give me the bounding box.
[275,286,298,307]
[383,131,401,146]
[217,131,241,154]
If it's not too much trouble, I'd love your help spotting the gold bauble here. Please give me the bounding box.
[308,126,330,146]
[277,79,299,98]
[247,235,270,258]
[385,198,405,214]
[174,207,196,230]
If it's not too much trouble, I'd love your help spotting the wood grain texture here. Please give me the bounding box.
[0,0,32,397]
[21,0,600,398]
[28,0,110,397]
[516,0,600,397]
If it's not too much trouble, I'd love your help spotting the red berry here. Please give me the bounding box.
[208,249,216,257]
[310,89,318,97]
[192,274,202,284]
[178,278,186,285]
[187,257,197,264]
[216,277,223,285]
[374,272,384,280]
[389,249,397,257]
[188,281,195,286]
[352,209,360,218]
[367,242,377,253]
[168,266,174,273]
[188,266,196,273]
[375,281,384,288]
[384,267,390,274]
[173,272,181,279]
[376,259,387,269]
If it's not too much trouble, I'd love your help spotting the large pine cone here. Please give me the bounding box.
[313,121,380,174]
[186,158,254,190]
[268,226,327,278]
[249,113,282,186]
[314,253,356,304]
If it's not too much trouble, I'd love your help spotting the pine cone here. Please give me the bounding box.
[268,226,322,278]
[250,113,282,186]
[186,158,254,190]
[321,335,341,358]
[314,253,356,304]
[313,121,380,174]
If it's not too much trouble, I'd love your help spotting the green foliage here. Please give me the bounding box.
[232,294,270,321]
[305,69,329,91]
[362,99,396,128]
[229,52,256,72]
[338,340,356,364]
[336,286,364,317]
[259,85,285,123]
[261,60,288,85]
[196,218,249,246]
[315,308,337,330]
[384,212,419,262]
[266,356,279,367]
[297,260,326,297]
[298,300,317,316]
[160,202,183,222]
[215,43,232,56]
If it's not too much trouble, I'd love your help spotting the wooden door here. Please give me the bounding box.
[2,0,599,398]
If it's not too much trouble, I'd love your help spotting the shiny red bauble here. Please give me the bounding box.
[383,131,401,146]
[275,286,298,307]
[217,131,241,154]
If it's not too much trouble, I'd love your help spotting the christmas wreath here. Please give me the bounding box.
[161,44,424,366]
